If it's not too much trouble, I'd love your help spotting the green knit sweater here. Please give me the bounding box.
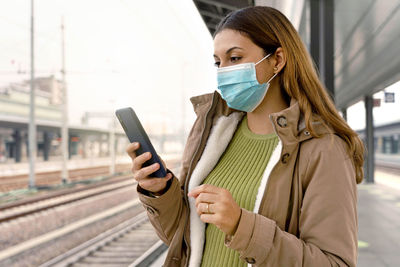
[200,116,279,267]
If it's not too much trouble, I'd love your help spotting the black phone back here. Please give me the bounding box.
[115,107,167,178]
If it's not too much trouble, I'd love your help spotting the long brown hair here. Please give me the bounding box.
[215,6,365,183]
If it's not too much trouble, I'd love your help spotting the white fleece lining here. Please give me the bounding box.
[188,112,282,267]
[253,140,282,213]
[248,140,281,267]
[188,112,242,267]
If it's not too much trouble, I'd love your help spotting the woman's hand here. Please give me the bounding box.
[188,184,241,236]
[126,142,172,193]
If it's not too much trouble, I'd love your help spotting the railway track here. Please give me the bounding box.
[0,162,180,266]
[39,212,168,267]
[0,164,132,192]
[0,175,134,224]
[0,155,181,193]
[0,197,144,266]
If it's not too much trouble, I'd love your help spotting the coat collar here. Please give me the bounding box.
[190,91,334,145]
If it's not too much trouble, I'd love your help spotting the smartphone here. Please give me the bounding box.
[115,107,167,178]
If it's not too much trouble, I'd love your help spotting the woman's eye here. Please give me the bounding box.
[214,62,220,67]
[230,56,242,62]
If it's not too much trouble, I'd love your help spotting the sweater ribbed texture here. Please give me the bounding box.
[200,116,279,267]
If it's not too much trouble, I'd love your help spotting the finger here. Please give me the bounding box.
[205,202,214,214]
[199,213,217,225]
[164,172,173,180]
[138,172,173,185]
[138,172,173,188]
[195,202,212,215]
[133,162,160,181]
[126,142,140,159]
[132,152,152,171]
[195,193,218,207]
[195,202,204,215]
[188,184,220,198]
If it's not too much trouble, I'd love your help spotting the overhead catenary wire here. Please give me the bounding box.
[0,15,60,55]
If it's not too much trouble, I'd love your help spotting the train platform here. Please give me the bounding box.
[0,156,131,177]
[0,153,181,178]
[358,169,400,267]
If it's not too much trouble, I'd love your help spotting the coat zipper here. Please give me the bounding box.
[183,93,218,266]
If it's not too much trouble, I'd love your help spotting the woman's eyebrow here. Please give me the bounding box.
[213,46,243,57]
[225,46,243,54]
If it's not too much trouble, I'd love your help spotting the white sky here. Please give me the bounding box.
[0,0,216,134]
[347,81,400,130]
[0,0,398,134]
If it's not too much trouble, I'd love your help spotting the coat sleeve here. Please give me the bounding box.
[138,176,188,245]
[225,137,358,266]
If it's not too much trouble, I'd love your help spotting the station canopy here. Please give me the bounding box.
[194,0,400,109]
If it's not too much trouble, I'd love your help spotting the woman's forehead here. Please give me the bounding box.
[213,29,257,55]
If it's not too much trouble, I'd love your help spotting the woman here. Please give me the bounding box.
[126,6,364,267]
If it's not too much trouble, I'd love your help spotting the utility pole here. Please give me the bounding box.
[28,0,36,188]
[109,116,116,175]
[61,16,69,184]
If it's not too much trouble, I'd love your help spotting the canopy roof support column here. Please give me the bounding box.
[310,0,335,100]
[365,95,375,183]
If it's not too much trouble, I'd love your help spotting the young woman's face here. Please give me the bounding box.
[213,29,276,84]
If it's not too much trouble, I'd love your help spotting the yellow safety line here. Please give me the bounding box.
[358,240,369,248]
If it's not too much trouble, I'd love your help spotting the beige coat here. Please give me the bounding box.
[138,92,358,267]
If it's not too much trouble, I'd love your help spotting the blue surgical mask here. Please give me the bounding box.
[217,54,278,112]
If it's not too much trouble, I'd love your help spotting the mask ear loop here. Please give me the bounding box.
[255,53,271,65]
[267,71,279,84]
[255,53,279,83]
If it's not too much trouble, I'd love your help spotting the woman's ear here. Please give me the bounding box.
[274,47,286,72]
